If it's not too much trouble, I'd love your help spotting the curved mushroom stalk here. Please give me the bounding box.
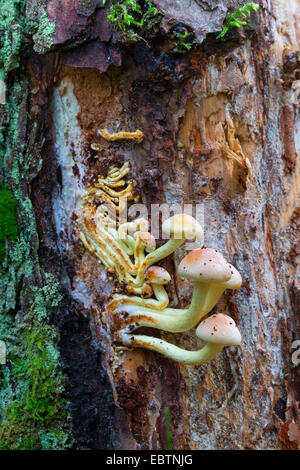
[79,219,150,294]
[133,214,203,287]
[106,226,134,256]
[119,314,241,365]
[133,231,156,272]
[79,218,135,282]
[121,334,223,365]
[108,266,171,311]
[112,282,206,333]
[112,248,242,334]
[80,218,154,284]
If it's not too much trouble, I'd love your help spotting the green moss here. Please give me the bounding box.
[216,2,259,39]
[0,186,18,262]
[0,322,71,450]
[106,0,163,40]
[173,28,193,54]
[0,272,72,450]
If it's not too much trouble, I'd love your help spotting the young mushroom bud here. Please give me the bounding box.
[144,266,171,309]
[121,313,241,365]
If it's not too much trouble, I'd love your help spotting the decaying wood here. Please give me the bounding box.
[24,0,300,449]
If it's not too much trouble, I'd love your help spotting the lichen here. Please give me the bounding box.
[0,0,26,76]
[0,1,72,450]
[32,12,56,55]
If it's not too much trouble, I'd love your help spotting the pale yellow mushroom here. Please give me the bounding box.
[133,213,203,286]
[120,313,241,365]
[112,248,241,334]
[108,266,171,311]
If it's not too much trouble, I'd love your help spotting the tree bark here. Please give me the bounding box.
[0,0,299,450]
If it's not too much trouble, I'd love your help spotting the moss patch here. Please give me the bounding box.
[106,0,163,40]
[0,186,18,263]
[0,320,71,450]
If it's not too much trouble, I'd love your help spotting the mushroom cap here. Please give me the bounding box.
[162,214,203,241]
[178,248,232,282]
[196,313,242,346]
[222,264,242,289]
[144,266,171,285]
[134,231,156,252]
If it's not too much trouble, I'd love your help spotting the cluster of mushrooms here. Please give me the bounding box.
[77,165,242,366]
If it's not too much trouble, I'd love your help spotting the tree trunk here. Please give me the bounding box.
[0,0,299,450]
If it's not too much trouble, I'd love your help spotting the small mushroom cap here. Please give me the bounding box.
[144,266,171,285]
[222,264,242,289]
[162,214,203,241]
[196,313,242,346]
[178,248,232,282]
[134,231,156,252]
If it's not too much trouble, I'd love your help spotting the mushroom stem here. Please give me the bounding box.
[133,214,203,287]
[200,284,227,315]
[107,226,134,255]
[121,334,224,365]
[113,281,211,333]
[152,284,169,309]
[134,237,184,286]
[109,284,169,311]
